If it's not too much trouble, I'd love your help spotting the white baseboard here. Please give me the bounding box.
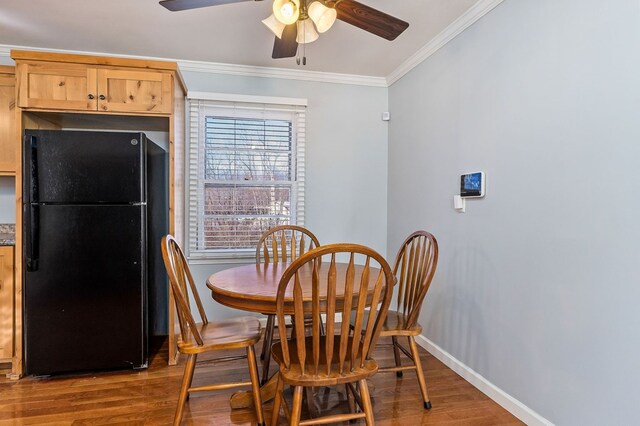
[415,335,553,426]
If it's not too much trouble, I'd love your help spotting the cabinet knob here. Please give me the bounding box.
[99,95,106,100]
[88,94,94,100]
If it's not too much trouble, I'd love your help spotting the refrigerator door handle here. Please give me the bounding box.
[29,135,39,203]
[26,204,40,272]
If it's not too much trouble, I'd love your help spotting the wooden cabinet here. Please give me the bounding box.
[0,66,16,175]
[0,246,14,361]
[15,53,173,115]
[17,62,96,111]
[97,68,172,114]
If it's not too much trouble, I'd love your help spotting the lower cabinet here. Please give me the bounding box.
[0,246,14,361]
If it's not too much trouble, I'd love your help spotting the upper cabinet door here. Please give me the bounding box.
[97,69,172,114]
[17,62,97,111]
[0,72,16,174]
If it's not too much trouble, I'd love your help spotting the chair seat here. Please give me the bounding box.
[351,310,423,336]
[271,335,379,387]
[178,316,262,354]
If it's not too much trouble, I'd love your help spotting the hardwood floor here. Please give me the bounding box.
[0,337,522,425]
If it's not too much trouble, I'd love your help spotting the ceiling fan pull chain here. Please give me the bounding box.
[302,19,307,65]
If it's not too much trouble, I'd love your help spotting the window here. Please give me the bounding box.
[186,94,306,261]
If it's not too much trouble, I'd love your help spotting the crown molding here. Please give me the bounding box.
[386,0,504,86]
[0,43,387,88]
[178,59,388,87]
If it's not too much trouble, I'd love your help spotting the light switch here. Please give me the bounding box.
[454,195,465,213]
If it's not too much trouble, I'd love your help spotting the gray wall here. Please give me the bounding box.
[387,0,640,424]
[183,71,389,319]
[0,177,15,223]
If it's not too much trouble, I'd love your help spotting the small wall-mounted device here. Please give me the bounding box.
[460,171,485,198]
[381,112,390,121]
[454,171,485,213]
[453,195,465,213]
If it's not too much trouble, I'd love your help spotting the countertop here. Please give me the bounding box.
[0,224,15,246]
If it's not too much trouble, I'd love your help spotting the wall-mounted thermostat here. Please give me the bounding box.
[460,171,485,198]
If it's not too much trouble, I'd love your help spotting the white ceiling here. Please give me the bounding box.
[0,0,480,77]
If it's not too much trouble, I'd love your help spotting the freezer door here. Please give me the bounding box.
[24,130,145,204]
[24,205,147,375]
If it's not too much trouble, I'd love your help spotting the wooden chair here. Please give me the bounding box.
[255,225,321,385]
[270,243,394,425]
[367,230,439,410]
[161,235,265,426]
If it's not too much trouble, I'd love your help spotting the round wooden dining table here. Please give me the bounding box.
[207,261,383,315]
[206,260,384,409]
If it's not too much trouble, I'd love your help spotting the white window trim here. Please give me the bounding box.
[188,91,308,107]
[185,92,307,263]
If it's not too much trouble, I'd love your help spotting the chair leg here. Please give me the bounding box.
[345,383,355,414]
[260,314,275,361]
[261,350,272,386]
[261,316,276,385]
[291,386,304,426]
[408,336,431,410]
[358,379,375,426]
[246,346,266,426]
[345,383,358,423]
[184,352,197,402]
[271,375,284,426]
[392,336,403,377]
[174,354,197,426]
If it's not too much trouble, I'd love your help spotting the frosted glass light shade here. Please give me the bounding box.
[308,1,337,33]
[262,14,286,38]
[273,0,300,25]
[296,19,319,44]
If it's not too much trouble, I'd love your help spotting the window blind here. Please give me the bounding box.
[186,98,306,260]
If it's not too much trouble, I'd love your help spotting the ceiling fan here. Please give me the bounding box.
[159,0,409,62]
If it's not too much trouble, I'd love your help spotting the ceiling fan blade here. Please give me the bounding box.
[335,0,409,41]
[159,0,256,12]
[272,24,298,59]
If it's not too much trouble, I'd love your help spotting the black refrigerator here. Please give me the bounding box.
[23,130,168,376]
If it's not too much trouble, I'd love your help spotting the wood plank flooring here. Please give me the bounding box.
[0,337,523,425]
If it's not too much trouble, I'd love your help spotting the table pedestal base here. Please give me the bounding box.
[230,374,278,409]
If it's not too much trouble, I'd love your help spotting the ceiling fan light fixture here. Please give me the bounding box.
[262,14,286,38]
[308,1,337,33]
[273,0,300,25]
[296,18,319,44]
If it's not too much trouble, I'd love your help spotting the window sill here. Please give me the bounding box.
[187,251,255,265]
